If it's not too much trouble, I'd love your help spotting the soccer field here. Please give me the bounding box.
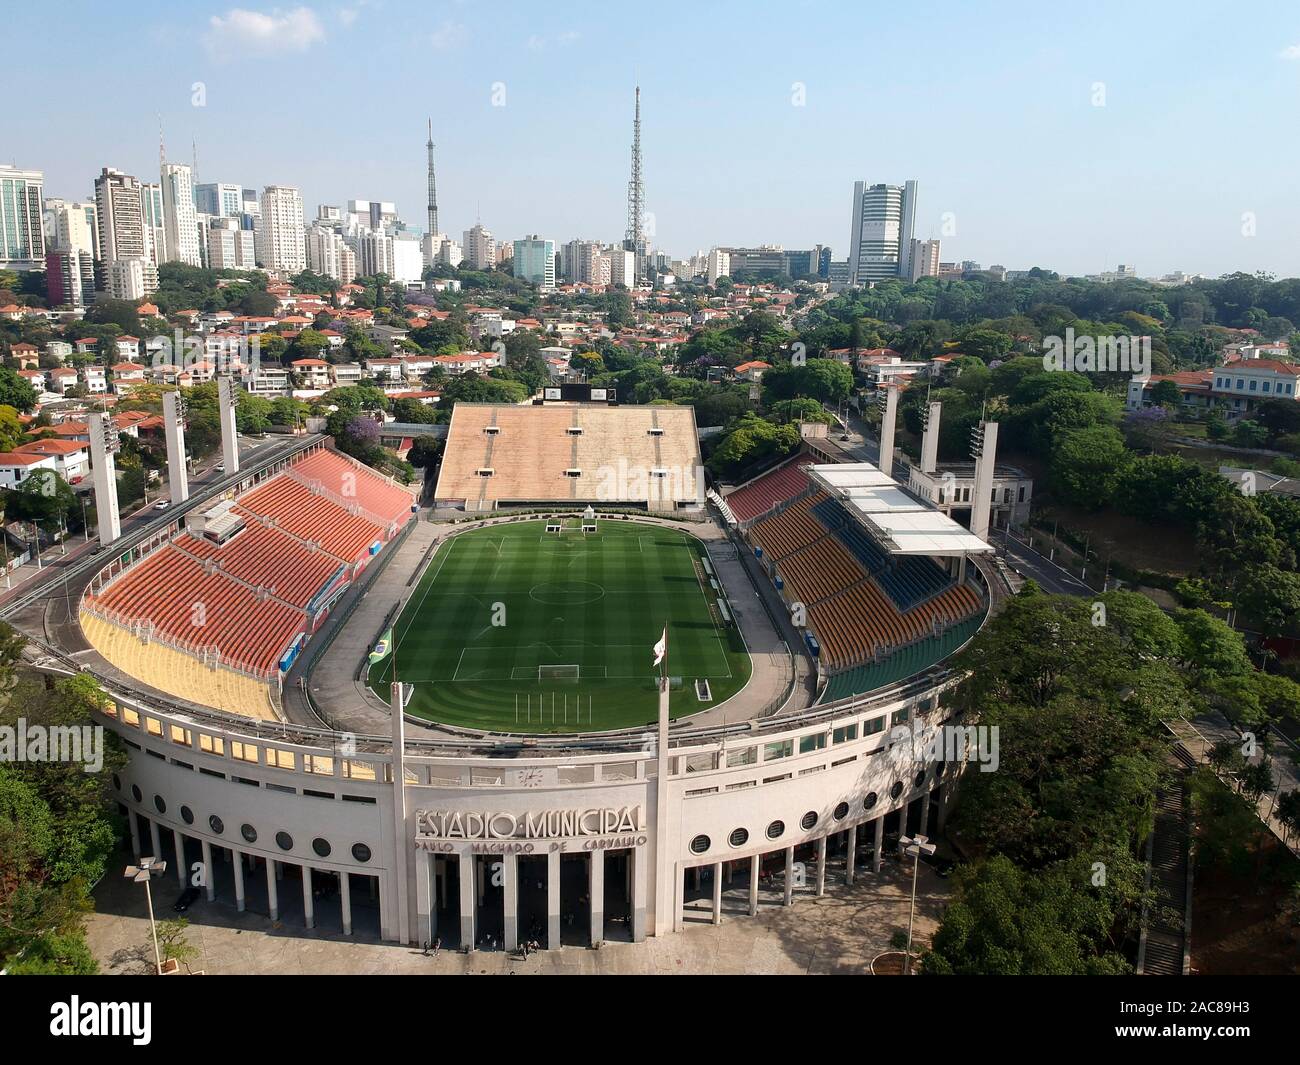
[368,519,753,732]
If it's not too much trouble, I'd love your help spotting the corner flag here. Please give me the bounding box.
[369,628,393,666]
[652,626,667,668]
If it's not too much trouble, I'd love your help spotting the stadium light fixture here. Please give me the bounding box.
[125,856,167,975]
[899,833,936,975]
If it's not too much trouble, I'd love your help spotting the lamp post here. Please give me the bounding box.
[125,856,167,975]
[899,833,936,975]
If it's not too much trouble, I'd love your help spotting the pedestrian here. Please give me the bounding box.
[432,937,440,956]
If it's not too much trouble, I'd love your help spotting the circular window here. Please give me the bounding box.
[180,805,194,825]
[689,834,711,855]
[915,769,926,787]
[153,795,166,814]
[275,831,293,851]
[312,838,332,858]
[351,843,372,863]
[890,780,904,800]
[131,784,142,803]
[112,774,121,791]
[208,815,224,834]
[864,791,878,811]
[728,828,749,848]
[800,811,818,831]
[766,820,785,840]
[240,824,258,844]
[834,801,849,821]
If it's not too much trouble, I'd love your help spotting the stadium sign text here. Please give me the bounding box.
[415,806,644,844]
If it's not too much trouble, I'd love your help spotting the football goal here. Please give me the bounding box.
[539,664,581,681]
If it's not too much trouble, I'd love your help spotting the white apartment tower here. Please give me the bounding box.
[207,216,257,270]
[848,180,918,285]
[94,167,158,298]
[161,162,202,266]
[908,238,941,282]
[256,185,306,273]
[462,223,496,270]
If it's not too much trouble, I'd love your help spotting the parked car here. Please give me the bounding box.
[172,886,200,913]
[153,500,170,511]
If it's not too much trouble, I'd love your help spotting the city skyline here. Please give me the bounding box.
[7,0,1300,279]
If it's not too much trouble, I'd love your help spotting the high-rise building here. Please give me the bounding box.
[94,167,157,298]
[609,248,636,288]
[161,162,201,266]
[847,180,918,285]
[512,236,555,289]
[560,239,603,283]
[347,200,401,231]
[463,223,496,270]
[255,185,306,273]
[707,248,730,284]
[46,249,95,309]
[356,226,395,278]
[140,182,167,266]
[194,182,243,219]
[45,198,99,259]
[208,216,257,270]
[437,237,463,269]
[0,165,46,270]
[907,238,941,282]
[392,233,424,283]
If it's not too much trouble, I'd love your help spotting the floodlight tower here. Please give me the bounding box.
[969,420,999,542]
[217,376,239,475]
[920,401,942,474]
[876,385,900,478]
[162,390,189,504]
[88,412,122,544]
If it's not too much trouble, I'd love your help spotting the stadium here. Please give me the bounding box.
[6,394,999,952]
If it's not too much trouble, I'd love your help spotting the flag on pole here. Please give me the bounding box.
[652,626,667,667]
[369,627,394,665]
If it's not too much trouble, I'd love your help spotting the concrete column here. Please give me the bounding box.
[878,385,899,478]
[920,401,942,474]
[162,390,189,504]
[302,865,315,930]
[459,853,476,949]
[920,789,932,836]
[748,854,760,916]
[872,817,884,873]
[87,412,121,543]
[388,682,410,945]
[970,420,999,542]
[547,849,561,949]
[503,853,519,952]
[937,782,951,832]
[816,837,827,897]
[148,819,162,863]
[846,824,857,886]
[217,376,240,475]
[340,872,353,936]
[415,851,433,948]
[267,860,279,921]
[589,851,605,947]
[128,812,141,859]
[174,830,187,888]
[232,848,245,912]
[783,846,795,906]
[631,846,648,942]
[200,840,215,900]
[711,862,723,925]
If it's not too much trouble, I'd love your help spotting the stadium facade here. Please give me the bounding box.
[16,404,999,953]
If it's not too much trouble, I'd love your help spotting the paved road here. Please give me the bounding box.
[1002,536,1095,597]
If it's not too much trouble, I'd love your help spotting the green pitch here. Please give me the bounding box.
[369,519,753,733]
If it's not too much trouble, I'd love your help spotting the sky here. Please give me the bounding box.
[9,0,1300,279]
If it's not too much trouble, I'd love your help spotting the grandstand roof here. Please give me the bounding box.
[806,463,993,556]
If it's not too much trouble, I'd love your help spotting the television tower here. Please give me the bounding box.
[426,118,439,239]
[624,86,646,283]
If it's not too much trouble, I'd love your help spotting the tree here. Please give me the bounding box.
[4,469,77,533]
[0,366,38,412]
[407,437,442,469]
[1048,426,1129,509]
[760,358,852,405]
[1149,379,1183,408]
[1173,609,1251,679]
